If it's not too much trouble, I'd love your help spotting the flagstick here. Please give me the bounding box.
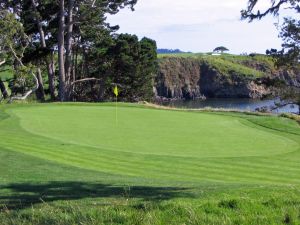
[113,85,119,126]
[115,95,118,126]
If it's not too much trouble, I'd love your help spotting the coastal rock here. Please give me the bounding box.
[154,56,299,100]
[155,57,201,99]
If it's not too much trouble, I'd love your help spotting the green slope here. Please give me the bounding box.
[158,53,275,78]
[1,103,300,224]
[1,103,300,185]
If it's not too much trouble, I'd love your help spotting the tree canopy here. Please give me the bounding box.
[242,0,300,113]
[0,0,157,102]
[241,0,300,65]
[241,0,300,21]
[213,46,229,53]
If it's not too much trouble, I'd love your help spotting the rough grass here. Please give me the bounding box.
[0,103,300,224]
[158,53,275,78]
[202,56,265,78]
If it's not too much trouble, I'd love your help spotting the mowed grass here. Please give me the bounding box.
[1,103,300,224]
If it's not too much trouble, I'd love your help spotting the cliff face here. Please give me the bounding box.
[154,55,300,100]
[199,63,270,98]
[155,58,201,99]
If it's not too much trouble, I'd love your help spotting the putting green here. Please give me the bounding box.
[1,104,300,184]
[10,105,298,157]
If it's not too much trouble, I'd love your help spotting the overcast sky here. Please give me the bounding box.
[107,0,290,54]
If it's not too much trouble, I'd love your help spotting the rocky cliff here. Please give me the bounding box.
[154,54,300,100]
[155,58,201,99]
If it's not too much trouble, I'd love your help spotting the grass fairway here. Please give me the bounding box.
[1,103,300,224]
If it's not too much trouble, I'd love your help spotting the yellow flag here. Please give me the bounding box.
[113,86,119,97]
[113,86,119,126]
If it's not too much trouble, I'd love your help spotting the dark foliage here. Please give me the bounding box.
[75,34,157,102]
[1,0,158,102]
[242,0,300,113]
[213,46,229,53]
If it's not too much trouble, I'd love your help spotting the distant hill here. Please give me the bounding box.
[157,49,191,54]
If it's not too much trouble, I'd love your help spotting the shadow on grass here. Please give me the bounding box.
[0,181,193,210]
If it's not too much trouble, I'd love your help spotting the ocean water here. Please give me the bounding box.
[160,98,300,114]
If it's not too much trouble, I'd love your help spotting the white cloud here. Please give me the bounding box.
[107,0,283,54]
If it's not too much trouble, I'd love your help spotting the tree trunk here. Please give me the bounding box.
[0,79,8,99]
[47,56,56,100]
[35,67,45,101]
[65,0,74,100]
[0,61,8,99]
[74,43,78,82]
[65,0,74,81]
[31,0,56,100]
[83,49,89,78]
[73,46,77,83]
[58,0,66,101]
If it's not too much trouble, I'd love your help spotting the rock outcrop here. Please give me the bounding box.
[154,55,300,100]
[155,58,201,99]
[199,63,271,98]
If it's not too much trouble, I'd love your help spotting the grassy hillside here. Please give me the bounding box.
[0,103,300,224]
[158,53,275,78]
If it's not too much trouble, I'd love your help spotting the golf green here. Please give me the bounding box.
[1,104,300,185]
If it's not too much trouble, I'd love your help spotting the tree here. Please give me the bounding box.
[213,46,229,54]
[108,34,156,101]
[1,0,55,101]
[55,0,138,101]
[29,0,57,100]
[58,0,66,101]
[69,33,157,102]
[1,0,156,103]
[0,9,39,102]
[0,30,8,100]
[0,0,138,102]
[0,79,8,100]
[241,0,300,21]
[242,0,300,114]
[138,37,158,100]
[241,0,300,65]
[0,60,9,99]
[276,18,300,67]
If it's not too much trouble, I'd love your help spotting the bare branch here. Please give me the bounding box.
[9,70,39,102]
[8,45,39,102]
[9,44,24,66]
[71,77,101,86]
[9,71,39,102]
[0,60,5,66]
[242,0,290,21]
